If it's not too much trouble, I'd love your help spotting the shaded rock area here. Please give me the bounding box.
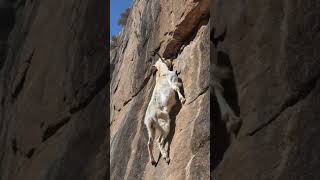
[110,0,210,179]
[0,0,108,180]
[211,0,320,179]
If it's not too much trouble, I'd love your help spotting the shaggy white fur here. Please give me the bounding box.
[144,58,185,166]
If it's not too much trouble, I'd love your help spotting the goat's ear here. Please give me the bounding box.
[151,66,157,75]
[165,60,173,69]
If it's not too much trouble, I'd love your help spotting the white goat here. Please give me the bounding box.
[210,26,242,136]
[211,63,242,137]
[144,58,185,166]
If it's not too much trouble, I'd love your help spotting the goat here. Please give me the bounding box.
[144,57,185,166]
[211,59,242,138]
[210,25,242,137]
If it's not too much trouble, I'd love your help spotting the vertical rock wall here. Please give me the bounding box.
[0,0,108,180]
[212,0,320,179]
[110,0,210,179]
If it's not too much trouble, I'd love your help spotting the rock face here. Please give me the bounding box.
[110,0,210,179]
[1,0,319,179]
[0,0,108,180]
[212,0,320,179]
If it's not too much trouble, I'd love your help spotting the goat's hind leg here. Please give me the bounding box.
[146,122,156,166]
[156,111,170,146]
[161,121,171,164]
[213,83,241,134]
[156,112,171,164]
[156,120,171,164]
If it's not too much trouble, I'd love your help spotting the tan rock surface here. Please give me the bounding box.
[110,0,210,179]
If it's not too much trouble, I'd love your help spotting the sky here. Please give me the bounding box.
[110,0,133,37]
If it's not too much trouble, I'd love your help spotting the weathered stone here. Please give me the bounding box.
[110,0,210,179]
[212,0,320,179]
[0,0,108,180]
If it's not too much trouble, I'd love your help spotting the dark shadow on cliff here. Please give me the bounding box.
[0,5,16,70]
[211,27,227,48]
[211,51,240,170]
[217,51,240,118]
[210,27,241,171]
[211,94,230,170]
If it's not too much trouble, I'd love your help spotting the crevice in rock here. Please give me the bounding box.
[11,63,28,98]
[162,2,209,59]
[120,67,155,109]
[11,138,35,158]
[187,86,209,105]
[142,36,150,47]
[42,116,71,142]
[11,138,17,154]
[177,17,209,57]
[69,64,108,114]
[121,38,129,54]
[247,74,320,136]
[123,98,132,107]
[113,80,120,93]
[26,148,35,159]
[11,50,35,99]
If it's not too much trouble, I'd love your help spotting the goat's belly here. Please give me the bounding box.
[158,88,176,108]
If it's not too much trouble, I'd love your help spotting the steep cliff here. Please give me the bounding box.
[110,0,210,179]
[0,0,108,180]
[212,0,320,179]
[1,0,319,180]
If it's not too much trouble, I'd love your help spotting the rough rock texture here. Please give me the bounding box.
[0,0,108,180]
[212,0,320,179]
[110,0,210,179]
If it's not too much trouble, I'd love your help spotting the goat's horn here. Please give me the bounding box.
[154,51,165,62]
[149,50,166,63]
[149,50,156,55]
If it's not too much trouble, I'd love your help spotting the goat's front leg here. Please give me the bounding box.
[171,83,185,104]
[213,81,241,134]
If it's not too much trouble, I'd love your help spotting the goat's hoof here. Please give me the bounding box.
[164,157,170,164]
[157,136,162,143]
[180,98,186,104]
[151,160,156,166]
[159,142,164,147]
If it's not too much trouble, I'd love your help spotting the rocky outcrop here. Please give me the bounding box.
[0,0,108,180]
[212,0,320,179]
[110,0,210,179]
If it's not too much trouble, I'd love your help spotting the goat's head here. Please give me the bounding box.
[153,58,172,71]
[149,50,173,72]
